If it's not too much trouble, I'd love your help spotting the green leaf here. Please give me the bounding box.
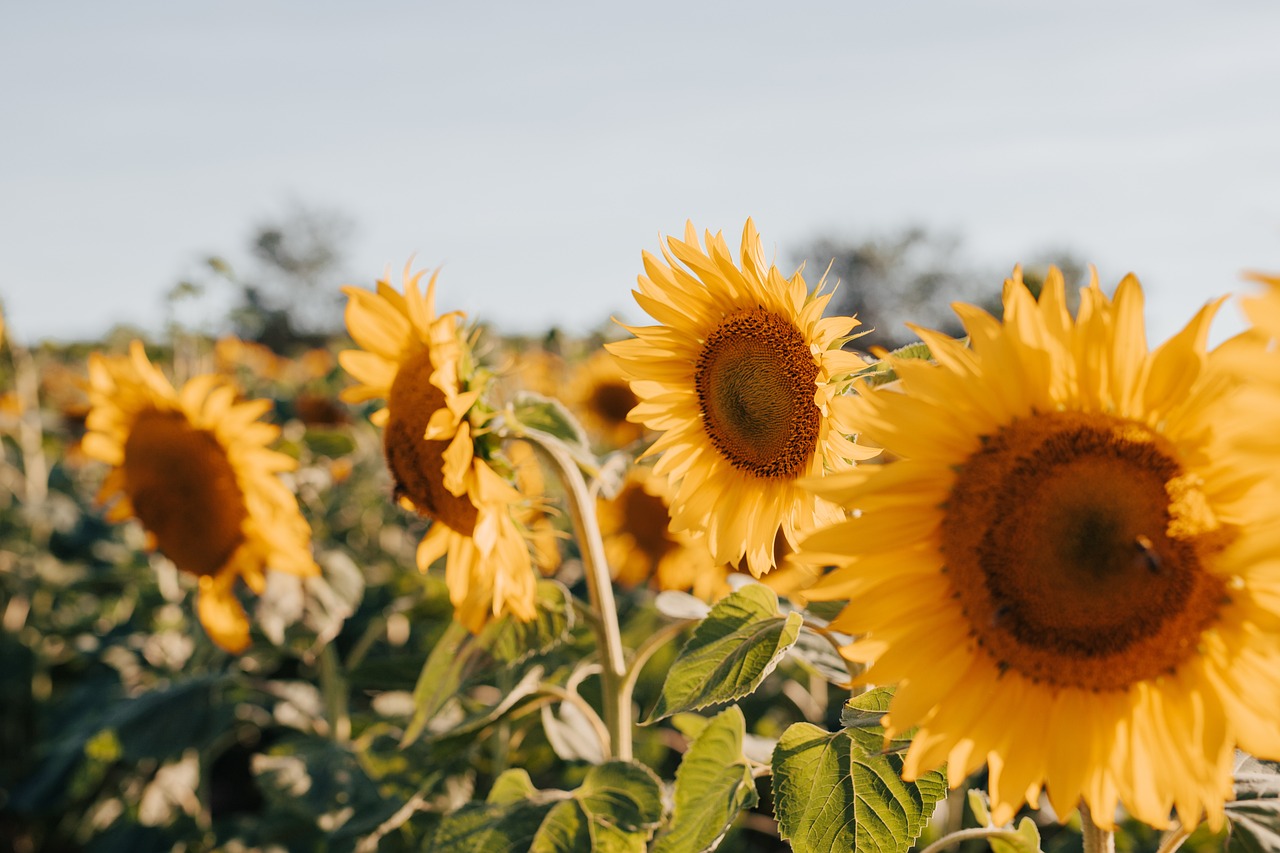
[530,801,592,853]
[477,579,575,665]
[646,585,803,722]
[402,620,471,747]
[577,761,664,834]
[1227,771,1280,853]
[432,761,662,853]
[511,392,591,448]
[772,720,946,853]
[653,706,759,853]
[489,768,539,804]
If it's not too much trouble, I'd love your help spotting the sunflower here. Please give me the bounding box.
[340,265,552,632]
[597,466,724,600]
[84,341,318,653]
[567,349,646,449]
[606,220,878,575]
[795,267,1280,830]
[1242,271,1280,337]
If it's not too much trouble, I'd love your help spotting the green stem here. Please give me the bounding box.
[522,428,631,760]
[319,643,351,743]
[915,827,1029,853]
[1080,802,1115,853]
[619,618,693,711]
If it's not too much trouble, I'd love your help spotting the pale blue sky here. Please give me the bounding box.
[2,1,1278,344]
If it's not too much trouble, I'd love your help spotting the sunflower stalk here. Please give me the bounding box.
[518,426,631,761]
[1080,803,1115,853]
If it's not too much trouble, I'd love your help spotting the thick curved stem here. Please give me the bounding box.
[1080,803,1115,853]
[521,428,631,760]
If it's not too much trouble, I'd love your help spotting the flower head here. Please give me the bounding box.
[795,268,1280,830]
[340,265,556,631]
[84,342,318,653]
[606,220,877,575]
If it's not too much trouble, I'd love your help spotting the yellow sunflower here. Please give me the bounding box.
[606,220,878,575]
[567,349,646,449]
[340,265,552,632]
[796,267,1280,830]
[598,466,724,600]
[1242,270,1280,337]
[600,466,822,603]
[84,341,318,653]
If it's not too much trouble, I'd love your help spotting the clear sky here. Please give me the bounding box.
[2,1,1278,345]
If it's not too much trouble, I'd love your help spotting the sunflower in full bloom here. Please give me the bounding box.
[606,220,878,575]
[84,342,318,653]
[795,267,1280,830]
[340,265,555,632]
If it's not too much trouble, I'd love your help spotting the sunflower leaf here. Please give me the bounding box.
[476,579,575,666]
[1226,770,1280,853]
[652,705,759,853]
[510,391,592,451]
[771,720,946,853]
[431,761,662,853]
[644,585,803,722]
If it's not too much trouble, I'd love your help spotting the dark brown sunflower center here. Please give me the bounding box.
[123,409,247,577]
[589,380,639,427]
[941,411,1232,691]
[694,307,821,480]
[619,480,680,567]
[384,348,478,536]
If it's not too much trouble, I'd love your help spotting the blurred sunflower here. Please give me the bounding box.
[597,466,722,600]
[340,265,554,632]
[84,341,318,653]
[599,467,823,603]
[606,220,877,576]
[567,349,645,449]
[796,268,1280,830]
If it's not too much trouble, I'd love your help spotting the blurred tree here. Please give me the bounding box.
[793,227,988,351]
[217,204,353,353]
[794,228,1088,351]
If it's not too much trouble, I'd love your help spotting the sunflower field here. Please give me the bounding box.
[3,223,1280,853]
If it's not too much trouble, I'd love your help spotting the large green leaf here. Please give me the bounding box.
[509,392,591,449]
[653,705,759,853]
[771,704,947,853]
[431,761,663,853]
[1227,769,1280,853]
[646,585,803,722]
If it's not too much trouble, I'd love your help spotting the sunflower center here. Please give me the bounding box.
[694,308,821,480]
[619,481,680,566]
[589,380,639,428]
[941,411,1232,691]
[384,348,478,536]
[122,409,248,577]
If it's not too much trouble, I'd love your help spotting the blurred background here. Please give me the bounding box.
[2,3,1278,851]
[3,0,1279,347]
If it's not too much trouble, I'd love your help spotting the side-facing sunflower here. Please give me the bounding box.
[795,268,1280,830]
[340,265,555,632]
[606,220,878,575]
[84,341,318,653]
